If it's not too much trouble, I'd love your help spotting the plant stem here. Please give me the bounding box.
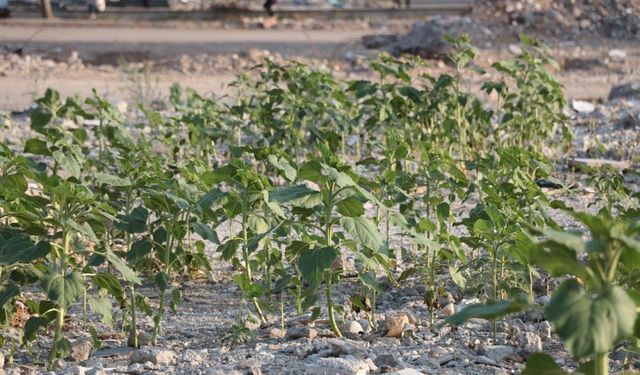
[326,273,341,338]
[48,230,70,370]
[129,286,139,348]
[242,198,266,323]
[594,352,609,375]
[324,184,342,337]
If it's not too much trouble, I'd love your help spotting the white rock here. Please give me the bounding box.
[508,44,522,55]
[482,345,514,362]
[344,321,364,336]
[608,49,627,61]
[306,356,370,375]
[519,331,543,353]
[438,303,455,317]
[65,366,88,375]
[572,99,595,114]
[129,349,175,365]
[327,338,368,357]
[387,369,423,375]
[538,321,552,339]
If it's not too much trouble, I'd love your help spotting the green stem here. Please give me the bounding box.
[326,274,341,337]
[324,184,342,338]
[48,230,70,370]
[594,352,609,375]
[152,290,165,345]
[242,198,266,323]
[129,286,139,348]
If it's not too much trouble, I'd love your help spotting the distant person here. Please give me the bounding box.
[394,0,410,8]
[264,0,277,16]
[88,0,106,19]
[0,0,10,18]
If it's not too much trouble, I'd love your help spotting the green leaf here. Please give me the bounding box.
[546,280,637,360]
[104,249,141,285]
[155,272,169,292]
[196,189,227,209]
[116,207,148,234]
[94,172,131,187]
[336,197,364,217]
[0,285,19,308]
[93,273,124,302]
[522,353,570,375]
[88,297,114,327]
[41,270,85,309]
[52,150,81,179]
[219,239,240,261]
[298,247,337,290]
[441,298,529,327]
[24,138,51,156]
[0,239,51,265]
[340,216,384,251]
[192,223,219,244]
[23,316,52,344]
[270,185,319,204]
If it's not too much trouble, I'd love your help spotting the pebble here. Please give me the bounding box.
[286,326,318,340]
[127,331,152,347]
[129,349,176,365]
[68,340,93,362]
[519,331,543,353]
[480,345,514,362]
[343,321,364,336]
[125,363,145,375]
[327,338,368,357]
[269,328,284,339]
[385,314,410,338]
[374,353,399,370]
[438,303,456,317]
[306,356,370,375]
[64,365,88,375]
[608,49,627,61]
[538,321,552,339]
[572,99,596,114]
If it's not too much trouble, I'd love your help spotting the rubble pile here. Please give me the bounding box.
[475,0,640,39]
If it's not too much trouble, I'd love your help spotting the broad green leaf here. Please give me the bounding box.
[41,270,85,309]
[94,173,131,187]
[336,197,364,217]
[88,297,114,327]
[127,240,152,262]
[0,238,51,265]
[248,215,269,234]
[0,285,19,308]
[441,298,529,327]
[298,247,337,290]
[546,280,637,360]
[155,272,169,292]
[104,249,141,285]
[341,216,384,251]
[24,138,51,156]
[192,222,219,244]
[116,207,148,234]
[196,189,227,209]
[52,150,81,179]
[267,155,297,182]
[23,316,52,344]
[270,185,319,204]
[219,239,240,261]
[521,353,570,375]
[93,272,124,302]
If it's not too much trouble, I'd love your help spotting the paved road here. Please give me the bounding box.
[0,24,368,58]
